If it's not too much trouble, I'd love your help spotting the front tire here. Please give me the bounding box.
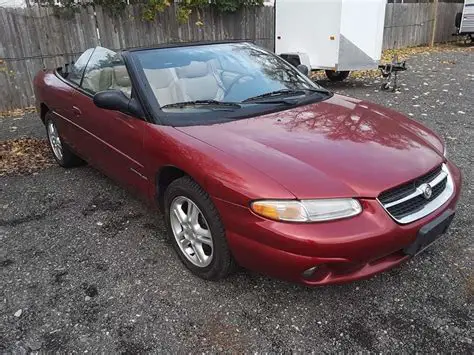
[163,176,237,280]
[325,70,350,82]
[45,112,83,168]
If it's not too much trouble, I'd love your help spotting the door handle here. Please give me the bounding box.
[72,106,82,117]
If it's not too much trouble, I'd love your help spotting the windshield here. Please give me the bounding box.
[132,42,331,124]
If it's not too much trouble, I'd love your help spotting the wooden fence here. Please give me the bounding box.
[383,2,463,49]
[0,2,464,111]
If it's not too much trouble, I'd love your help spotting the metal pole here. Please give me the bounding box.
[431,0,439,47]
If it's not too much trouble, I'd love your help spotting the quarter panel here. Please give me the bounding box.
[34,71,79,148]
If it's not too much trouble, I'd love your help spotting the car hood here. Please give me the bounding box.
[176,94,444,199]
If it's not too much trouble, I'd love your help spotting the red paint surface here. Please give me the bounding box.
[34,70,462,285]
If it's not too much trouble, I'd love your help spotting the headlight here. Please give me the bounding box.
[251,198,362,222]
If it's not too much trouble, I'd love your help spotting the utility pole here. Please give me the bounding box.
[431,0,439,47]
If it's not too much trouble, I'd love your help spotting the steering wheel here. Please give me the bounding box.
[225,74,256,95]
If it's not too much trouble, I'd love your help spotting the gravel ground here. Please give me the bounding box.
[1,48,473,353]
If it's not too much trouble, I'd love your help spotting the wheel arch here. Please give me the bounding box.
[155,165,190,210]
[39,103,50,124]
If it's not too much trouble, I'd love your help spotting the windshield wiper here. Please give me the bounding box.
[161,100,241,110]
[242,88,329,103]
[243,98,301,105]
[242,89,304,103]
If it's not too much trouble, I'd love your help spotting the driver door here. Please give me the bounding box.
[71,48,150,196]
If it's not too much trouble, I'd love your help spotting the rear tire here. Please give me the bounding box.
[163,176,237,280]
[45,112,83,168]
[325,70,350,82]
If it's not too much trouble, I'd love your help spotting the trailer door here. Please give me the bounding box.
[337,0,386,71]
[275,0,342,70]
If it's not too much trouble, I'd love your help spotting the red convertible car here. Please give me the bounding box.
[34,42,461,285]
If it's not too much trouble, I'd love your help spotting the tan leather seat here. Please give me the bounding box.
[82,67,113,94]
[175,61,225,102]
[144,68,185,107]
[111,65,132,97]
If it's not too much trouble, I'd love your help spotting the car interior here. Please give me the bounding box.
[59,53,246,106]
[57,44,302,111]
[58,47,133,98]
[82,65,132,98]
[144,60,228,106]
[136,46,264,107]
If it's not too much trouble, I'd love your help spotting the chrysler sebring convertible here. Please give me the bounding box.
[33,41,461,285]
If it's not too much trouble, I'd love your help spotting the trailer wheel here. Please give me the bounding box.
[455,12,462,29]
[465,34,474,45]
[381,82,390,91]
[280,54,301,67]
[325,70,350,82]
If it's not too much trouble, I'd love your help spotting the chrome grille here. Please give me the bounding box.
[378,164,454,224]
[378,165,442,204]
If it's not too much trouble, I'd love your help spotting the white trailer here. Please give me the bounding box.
[275,0,387,81]
[456,0,474,39]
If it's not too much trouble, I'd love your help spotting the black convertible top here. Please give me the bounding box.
[125,40,251,53]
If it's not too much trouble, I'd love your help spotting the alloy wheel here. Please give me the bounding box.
[47,120,63,161]
[170,196,214,267]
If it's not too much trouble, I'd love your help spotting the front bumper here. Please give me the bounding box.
[213,162,462,285]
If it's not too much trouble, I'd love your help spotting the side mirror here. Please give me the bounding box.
[297,64,309,76]
[93,90,143,118]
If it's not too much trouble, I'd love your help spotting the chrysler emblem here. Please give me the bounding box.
[420,183,433,200]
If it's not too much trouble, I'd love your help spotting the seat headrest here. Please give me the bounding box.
[98,67,113,89]
[145,69,175,89]
[176,61,209,79]
[113,65,131,87]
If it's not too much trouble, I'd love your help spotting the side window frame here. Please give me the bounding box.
[80,47,132,98]
[68,48,96,86]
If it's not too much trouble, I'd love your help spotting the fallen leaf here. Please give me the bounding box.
[310,43,472,82]
[0,138,54,176]
[0,107,36,119]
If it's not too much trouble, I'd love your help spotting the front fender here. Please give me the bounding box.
[144,125,296,207]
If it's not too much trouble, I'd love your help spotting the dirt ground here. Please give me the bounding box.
[1,47,473,352]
